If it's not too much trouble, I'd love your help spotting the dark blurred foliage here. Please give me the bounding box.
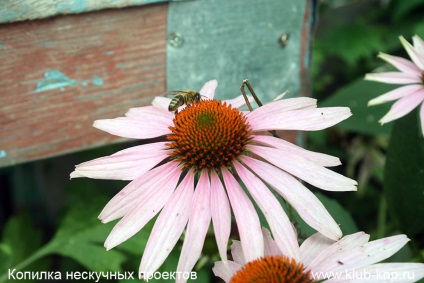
[309,0,424,263]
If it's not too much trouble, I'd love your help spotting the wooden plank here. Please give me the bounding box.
[0,0,175,23]
[0,3,168,168]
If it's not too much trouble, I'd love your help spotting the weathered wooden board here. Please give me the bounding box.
[0,4,168,168]
[0,0,174,23]
[0,0,314,168]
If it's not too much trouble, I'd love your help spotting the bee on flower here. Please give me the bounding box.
[71,80,356,281]
[167,90,202,114]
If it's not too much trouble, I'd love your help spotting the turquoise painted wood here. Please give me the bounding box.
[167,0,314,103]
[0,0,179,23]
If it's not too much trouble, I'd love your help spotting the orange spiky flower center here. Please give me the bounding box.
[166,100,252,170]
[229,256,316,283]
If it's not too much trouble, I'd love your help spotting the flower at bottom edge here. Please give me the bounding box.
[213,228,424,283]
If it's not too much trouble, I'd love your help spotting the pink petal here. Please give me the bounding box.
[320,235,409,274]
[102,164,182,249]
[233,160,300,260]
[231,240,245,265]
[125,105,174,119]
[240,156,343,240]
[93,115,172,139]
[413,35,424,58]
[213,261,242,283]
[400,36,424,70]
[221,167,264,262]
[379,89,424,124]
[377,53,422,75]
[199,79,218,99]
[248,107,352,132]
[262,228,284,257]
[210,170,232,263]
[420,103,424,135]
[177,171,211,282]
[247,97,317,121]
[300,233,335,268]
[307,232,370,272]
[368,85,423,106]
[152,96,172,110]
[70,171,84,178]
[71,142,169,180]
[252,135,341,167]
[224,94,254,109]
[99,162,180,223]
[249,145,357,191]
[139,172,195,277]
[365,72,421,84]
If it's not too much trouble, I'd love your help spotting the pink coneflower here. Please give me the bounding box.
[213,228,424,283]
[71,80,356,280]
[365,35,424,134]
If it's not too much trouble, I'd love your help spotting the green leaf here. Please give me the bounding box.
[44,188,127,272]
[320,78,394,135]
[414,21,424,38]
[392,0,424,22]
[0,214,43,274]
[318,22,387,67]
[384,109,424,236]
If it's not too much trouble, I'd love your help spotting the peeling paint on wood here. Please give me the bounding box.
[0,150,7,158]
[0,4,168,168]
[34,70,106,92]
[35,70,77,92]
[91,75,104,86]
[0,0,182,23]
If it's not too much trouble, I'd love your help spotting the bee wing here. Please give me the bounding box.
[162,90,182,96]
[163,90,194,98]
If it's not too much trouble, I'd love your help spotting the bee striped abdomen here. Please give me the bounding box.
[168,94,185,112]
[168,90,201,114]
